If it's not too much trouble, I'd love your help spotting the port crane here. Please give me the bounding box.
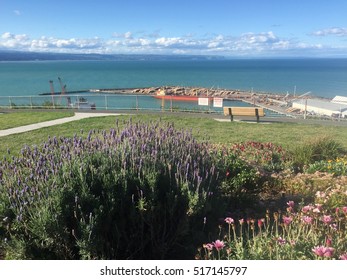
[56,77,96,110]
[58,77,71,106]
[49,80,56,107]
[49,80,55,95]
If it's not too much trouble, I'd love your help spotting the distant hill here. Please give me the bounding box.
[0,50,224,61]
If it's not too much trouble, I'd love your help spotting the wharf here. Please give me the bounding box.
[241,98,294,117]
[39,90,88,96]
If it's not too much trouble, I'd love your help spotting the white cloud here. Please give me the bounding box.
[0,31,346,57]
[1,32,13,39]
[311,27,347,37]
[13,10,22,16]
[112,31,133,39]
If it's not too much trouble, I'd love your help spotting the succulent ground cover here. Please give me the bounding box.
[0,118,346,260]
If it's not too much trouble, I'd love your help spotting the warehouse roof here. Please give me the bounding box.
[292,98,347,112]
[332,95,347,105]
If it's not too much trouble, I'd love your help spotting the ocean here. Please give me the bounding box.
[0,58,347,98]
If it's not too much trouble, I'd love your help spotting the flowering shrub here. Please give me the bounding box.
[198,201,347,260]
[211,142,289,208]
[306,157,347,176]
[0,120,227,259]
[230,141,289,173]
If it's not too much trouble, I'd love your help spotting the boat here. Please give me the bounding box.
[67,97,96,110]
[153,88,213,102]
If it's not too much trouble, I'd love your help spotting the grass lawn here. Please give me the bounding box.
[0,111,74,130]
[1,112,347,157]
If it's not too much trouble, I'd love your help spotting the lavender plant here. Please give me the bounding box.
[0,120,226,259]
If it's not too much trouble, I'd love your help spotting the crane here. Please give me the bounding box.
[49,80,55,108]
[58,77,71,107]
[49,80,55,95]
[291,91,311,102]
[58,77,66,95]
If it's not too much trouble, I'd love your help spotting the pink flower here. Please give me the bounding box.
[323,247,334,258]
[203,243,214,251]
[315,191,326,198]
[239,218,244,225]
[302,216,313,224]
[312,246,335,258]
[342,206,347,214]
[339,253,347,260]
[330,223,338,231]
[224,217,234,225]
[277,237,286,245]
[257,218,265,228]
[282,216,293,225]
[302,205,313,213]
[212,240,225,251]
[326,237,332,247]
[314,204,323,213]
[287,201,295,208]
[322,215,333,224]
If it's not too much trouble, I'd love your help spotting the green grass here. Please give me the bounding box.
[0,111,74,130]
[1,113,347,157]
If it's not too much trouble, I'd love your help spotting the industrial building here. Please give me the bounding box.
[331,95,347,105]
[292,98,347,118]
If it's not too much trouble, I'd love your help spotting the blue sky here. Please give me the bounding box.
[1,0,347,57]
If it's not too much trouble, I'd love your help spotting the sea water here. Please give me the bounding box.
[1,59,347,98]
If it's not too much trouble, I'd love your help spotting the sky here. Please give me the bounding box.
[1,0,347,57]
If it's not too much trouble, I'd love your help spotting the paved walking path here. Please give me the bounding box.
[0,112,123,137]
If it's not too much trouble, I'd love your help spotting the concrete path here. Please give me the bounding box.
[0,112,123,137]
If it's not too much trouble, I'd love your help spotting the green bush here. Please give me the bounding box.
[290,136,346,172]
[218,152,261,206]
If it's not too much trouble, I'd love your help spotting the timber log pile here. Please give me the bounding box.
[131,86,251,98]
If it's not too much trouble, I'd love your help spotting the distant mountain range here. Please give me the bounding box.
[0,50,224,61]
